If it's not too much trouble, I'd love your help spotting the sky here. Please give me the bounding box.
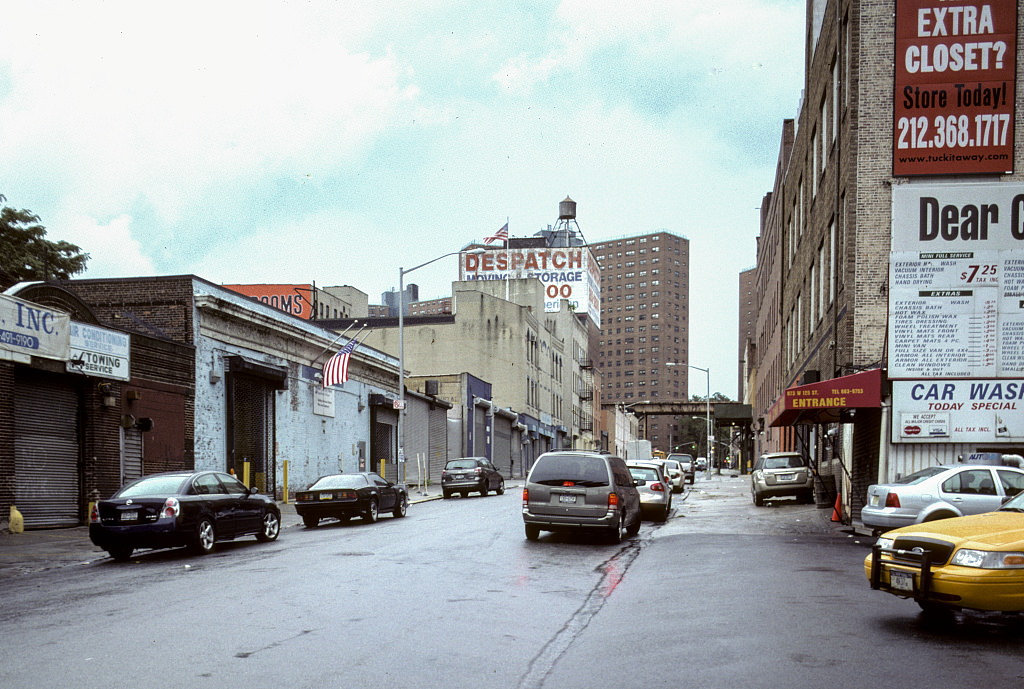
[0,0,806,399]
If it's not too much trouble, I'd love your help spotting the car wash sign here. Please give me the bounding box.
[66,322,131,381]
[893,378,1024,442]
[0,293,70,363]
[894,0,1016,176]
[460,247,601,324]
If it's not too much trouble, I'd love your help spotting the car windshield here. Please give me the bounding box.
[117,474,189,497]
[764,455,805,470]
[892,466,949,485]
[1001,491,1024,512]
[446,460,479,470]
[530,455,610,487]
[309,475,369,490]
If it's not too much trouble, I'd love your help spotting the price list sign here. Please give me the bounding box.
[893,0,1017,176]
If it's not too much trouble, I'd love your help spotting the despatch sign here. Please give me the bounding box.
[893,0,1017,176]
[460,247,601,325]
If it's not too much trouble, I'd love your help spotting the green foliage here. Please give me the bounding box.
[0,194,89,281]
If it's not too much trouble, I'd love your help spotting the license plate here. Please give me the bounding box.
[890,570,914,592]
[319,492,333,500]
[870,495,880,507]
[120,511,137,521]
[778,473,795,481]
[558,495,577,504]
[455,474,465,480]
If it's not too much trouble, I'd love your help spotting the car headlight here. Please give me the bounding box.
[875,537,894,550]
[951,549,1024,569]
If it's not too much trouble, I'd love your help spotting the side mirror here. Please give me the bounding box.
[248,486,260,496]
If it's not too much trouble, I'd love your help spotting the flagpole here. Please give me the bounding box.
[311,320,360,366]
[505,217,510,301]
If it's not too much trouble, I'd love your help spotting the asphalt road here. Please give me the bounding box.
[1,473,1022,689]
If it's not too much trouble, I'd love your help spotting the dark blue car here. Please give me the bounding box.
[89,470,281,561]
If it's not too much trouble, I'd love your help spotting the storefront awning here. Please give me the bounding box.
[768,368,883,427]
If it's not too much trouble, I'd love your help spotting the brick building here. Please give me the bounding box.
[589,231,690,453]
[750,0,1024,522]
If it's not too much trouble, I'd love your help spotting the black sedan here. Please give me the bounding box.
[294,472,408,528]
[89,470,281,561]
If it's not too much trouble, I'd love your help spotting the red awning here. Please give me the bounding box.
[768,368,883,427]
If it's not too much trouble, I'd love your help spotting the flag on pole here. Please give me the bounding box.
[323,338,359,387]
[483,222,508,244]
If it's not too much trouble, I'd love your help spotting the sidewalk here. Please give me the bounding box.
[0,488,447,578]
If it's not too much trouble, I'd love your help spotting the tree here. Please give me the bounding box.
[0,194,89,281]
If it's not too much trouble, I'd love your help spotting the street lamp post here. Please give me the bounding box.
[689,364,712,479]
[397,248,483,485]
[666,361,712,478]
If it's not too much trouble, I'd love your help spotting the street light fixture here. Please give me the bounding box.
[397,248,484,484]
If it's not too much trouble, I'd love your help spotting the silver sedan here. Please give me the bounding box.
[860,463,1024,534]
[627,461,672,522]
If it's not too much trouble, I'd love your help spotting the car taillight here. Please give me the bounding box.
[90,503,100,523]
[608,492,620,507]
[474,467,482,474]
[885,492,901,508]
[162,497,181,519]
[651,482,665,492]
[522,488,529,504]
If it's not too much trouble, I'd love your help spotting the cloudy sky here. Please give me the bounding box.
[1,0,805,398]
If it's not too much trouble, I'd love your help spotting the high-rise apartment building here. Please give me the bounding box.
[590,232,689,452]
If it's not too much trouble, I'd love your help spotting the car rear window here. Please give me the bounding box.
[764,455,806,470]
[629,467,660,482]
[893,466,949,484]
[446,459,478,470]
[530,455,610,487]
[118,474,190,497]
[309,474,369,490]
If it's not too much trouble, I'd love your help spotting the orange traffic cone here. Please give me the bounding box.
[831,493,842,522]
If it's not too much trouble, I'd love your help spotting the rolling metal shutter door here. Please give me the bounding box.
[428,407,447,485]
[474,406,487,456]
[14,375,80,528]
[493,417,512,476]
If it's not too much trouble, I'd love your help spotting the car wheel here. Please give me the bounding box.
[107,546,133,562]
[525,524,540,541]
[189,517,216,555]
[461,491,469,499]
[606,513,624,544]
[496,479,505,495]
[480,483,488,497]
[923,511,957,522]
[393,493,408,518]
[257,510,281,542]
[442,490,451,499]
[302,515,319,529]
[365,498,379,523]
[626,511,641,536]
[753,490,764,507]
[659,505,670,523]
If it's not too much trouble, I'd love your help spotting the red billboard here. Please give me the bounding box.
[223,284,313,319]
[894,0,1016,176]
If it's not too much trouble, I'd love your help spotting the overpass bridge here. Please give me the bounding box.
[623,401,754,472]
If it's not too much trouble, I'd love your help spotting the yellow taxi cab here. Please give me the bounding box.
[865,489,1024,613]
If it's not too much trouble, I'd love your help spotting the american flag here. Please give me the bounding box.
[483,222,508,244]
[323,338,359,387]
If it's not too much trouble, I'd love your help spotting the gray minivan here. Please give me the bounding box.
[522,451,641,542]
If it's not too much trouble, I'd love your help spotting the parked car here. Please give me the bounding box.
[750,452,814,506]
[441,457,505,498]
[865,489,1024,613]
[695,457,708,472]
[295,472,408,527]
[860,464,1024,535]
[627,461,672,521]
[89,470,281,561]
[667,453,695,484]
[661,458,686,493]
[522,451,642,543]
